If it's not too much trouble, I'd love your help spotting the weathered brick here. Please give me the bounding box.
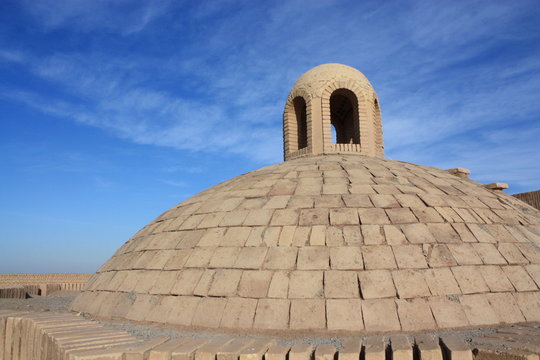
[330,208,359,225]
[392,245,427,269]
[358,208,390,224]
[451,266,489,294]
[359,270,396,299]
[502,266,538,291]
[290,299,326,329]
[253,299,290,330]
[243,210,274,226]
[288,271,324,298]
[392,269,431,299]
[222,227,252,246]
[485,292,525,323]
[184,247,215,268]
[207,269,242,297]
[292,227,310,246]
[424,244,457,268]
[208,247,241,268]
[362,299,400,332]
[234,247,268,269]
[324,271,359,298]
[326,299,364,331]
[263,247,298,270]
[410,207,444,223]
[220,298,258,329]
[446,244,482,265]
[498,243,528,264]
[424,268,461,296]
[386,208,417,224]
[514,291,540,321]
[289,344,313,360]
[401,224,436,244]
[299,208,329,225]
[428,296,470,328]
[396,298,436,331]
[384,225,407,245]
[362,225,385,245]
[297,247,329,270]
[362,245,397,270]
[427,223,460,243]
[477,265,514,292]
[192,298,227,328]
[267,271,289,298]
[237,271,273,298]
[271,209,299,226]
[370,194,400,208]
[198,228,227,247]
[263,196,291,209]
[220,211,249,227]
[342,194,372,208]
[329,246,364,270]
[278,226,297,246]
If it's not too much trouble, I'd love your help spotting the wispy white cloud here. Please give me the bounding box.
[18,0,173,35]
[2,0,540,185]
[0,49,27,63]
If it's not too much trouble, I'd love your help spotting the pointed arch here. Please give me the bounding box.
[294,97,308,149]
[283,89,311,160]
[329,89,360,145]
[373,98,384,157]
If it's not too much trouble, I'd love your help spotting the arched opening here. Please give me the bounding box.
[293,96,307,149]
[330,89,359,144]
[373,98,383,153]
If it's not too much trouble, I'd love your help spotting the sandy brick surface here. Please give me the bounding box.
[68,154,540,333]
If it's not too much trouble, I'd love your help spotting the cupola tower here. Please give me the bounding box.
[283,63,383,160]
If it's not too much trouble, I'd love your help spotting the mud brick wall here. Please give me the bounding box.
[514,190,540,210]
[0,274,92,297]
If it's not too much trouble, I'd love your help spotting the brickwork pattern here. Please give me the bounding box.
[2,310,540,360]
[71,155,540,333]
[514,190,540,211]
[0,274,92,287]
[283,64,384,160]
[0,310,141,359]
[0,274,91,297]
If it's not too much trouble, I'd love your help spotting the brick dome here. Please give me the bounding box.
[291,63,375,99]
[71,154,540,333]
[71,64,540,334]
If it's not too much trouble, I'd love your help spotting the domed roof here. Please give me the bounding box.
[71,154,540,334]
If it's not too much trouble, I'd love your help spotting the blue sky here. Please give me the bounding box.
[1,0,539,273]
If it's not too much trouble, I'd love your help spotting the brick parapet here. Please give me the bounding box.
[1,310,540,360]
[0,274,92,286]
[0,274,92,297]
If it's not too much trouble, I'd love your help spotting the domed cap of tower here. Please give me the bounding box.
[284,64,383,161]
[292,63,375,97]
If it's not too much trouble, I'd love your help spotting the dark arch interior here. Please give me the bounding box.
[330,89,359,144]
[293,96,307,149]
